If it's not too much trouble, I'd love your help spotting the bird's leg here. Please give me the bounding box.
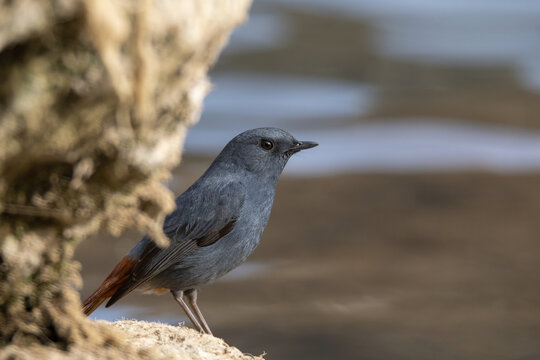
[184,288,213,335]
[171,290,204,333]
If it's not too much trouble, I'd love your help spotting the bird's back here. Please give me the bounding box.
[143,170,276,291]
[108,166,276,303]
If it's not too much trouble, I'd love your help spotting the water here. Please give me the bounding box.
[287,120,540,174]
[182,0,540,175]
[187,117,540,175]
[269,0,540,91]
[200,73,376,124]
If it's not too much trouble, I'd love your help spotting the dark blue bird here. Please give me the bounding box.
[82,127,317,334]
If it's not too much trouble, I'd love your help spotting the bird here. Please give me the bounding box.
[81,127,318,334]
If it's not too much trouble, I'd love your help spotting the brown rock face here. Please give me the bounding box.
[0,0,251,357]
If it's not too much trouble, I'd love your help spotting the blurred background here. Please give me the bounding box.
[77,1,540,359]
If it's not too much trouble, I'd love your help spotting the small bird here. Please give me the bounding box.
[82,128,317,334]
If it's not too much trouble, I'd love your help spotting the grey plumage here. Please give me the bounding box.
[83,127,317,333]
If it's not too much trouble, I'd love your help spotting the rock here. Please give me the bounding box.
[110,320,263,360]
[0,0,252,357]
[2,320,264,359]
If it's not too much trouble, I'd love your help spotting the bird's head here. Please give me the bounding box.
[216,127,318,178]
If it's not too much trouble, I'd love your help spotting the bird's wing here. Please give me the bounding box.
[106,181,245,306]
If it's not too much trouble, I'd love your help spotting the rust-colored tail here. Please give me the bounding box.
[82,256,137,316]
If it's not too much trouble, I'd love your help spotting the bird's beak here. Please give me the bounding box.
[297,141,318,150]
[289,140,318,153]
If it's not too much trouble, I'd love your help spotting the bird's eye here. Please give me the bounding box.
[260,139,274,151]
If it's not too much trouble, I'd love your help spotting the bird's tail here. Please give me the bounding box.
[82,256,137,316]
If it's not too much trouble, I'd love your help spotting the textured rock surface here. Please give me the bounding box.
[2,320,264,360]
[110,320,264,360]
[0,0,251,357]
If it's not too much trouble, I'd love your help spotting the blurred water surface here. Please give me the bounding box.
[186,0,540,174]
